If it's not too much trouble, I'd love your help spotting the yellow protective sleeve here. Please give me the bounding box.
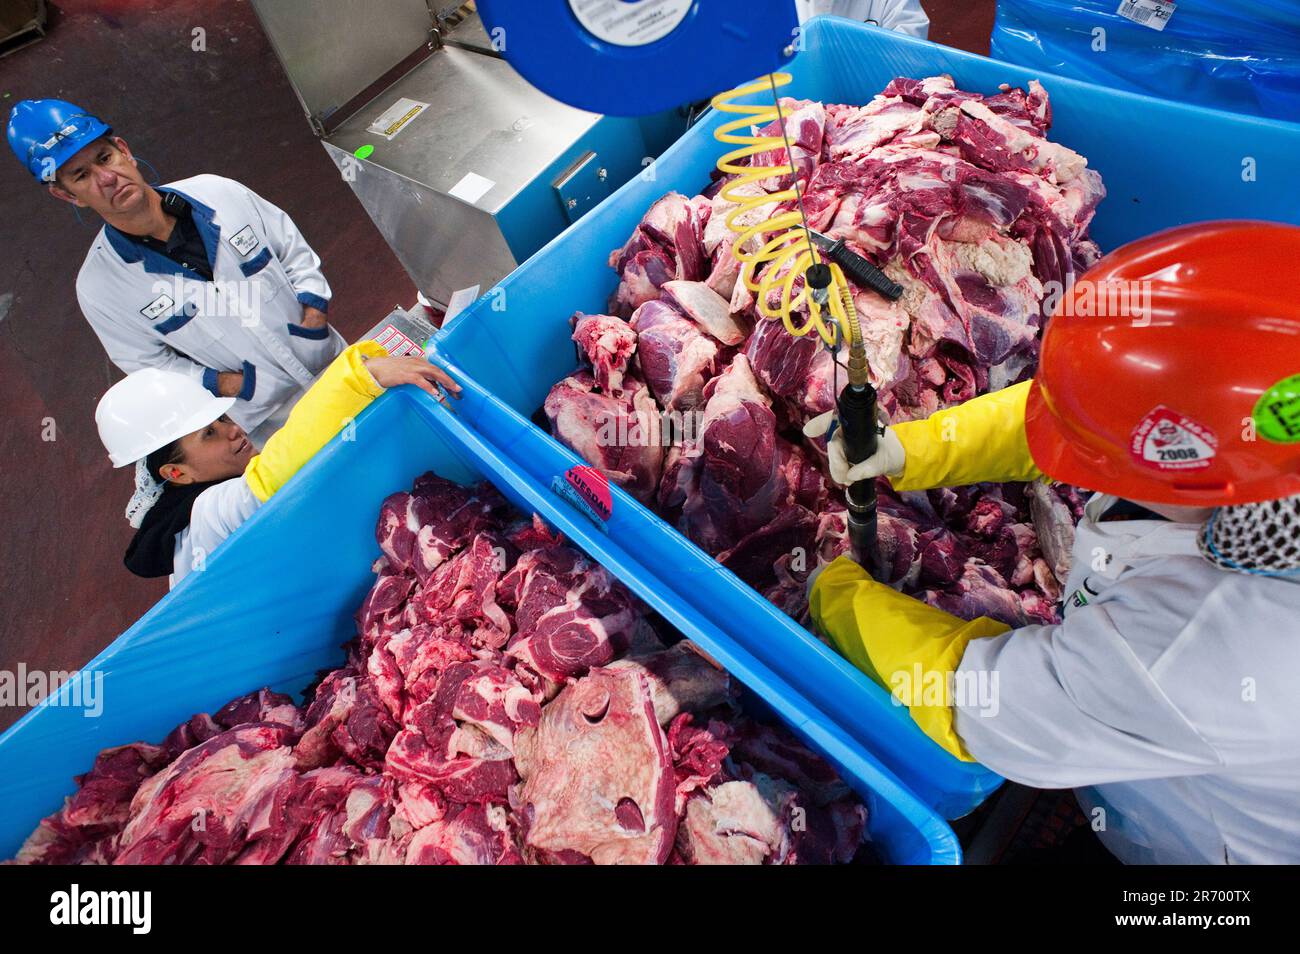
[243,341,388,502]
[809,557,1011,761]
[891,379,1045,491]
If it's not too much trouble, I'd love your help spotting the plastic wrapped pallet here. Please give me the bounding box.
[991,0,1300,122]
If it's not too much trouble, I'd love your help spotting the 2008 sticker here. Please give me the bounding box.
[1129,406,1218,472]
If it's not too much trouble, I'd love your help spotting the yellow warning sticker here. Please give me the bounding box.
[367,98,429,141]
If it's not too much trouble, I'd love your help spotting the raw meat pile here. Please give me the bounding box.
[546,75,1101,627]
[12,475,868,866]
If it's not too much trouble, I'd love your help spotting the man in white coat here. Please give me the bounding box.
[7,98,345,444]
[795,0,929,36]
[805,221,1300,863]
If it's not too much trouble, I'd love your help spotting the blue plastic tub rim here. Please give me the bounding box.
[0,387,962,864]
[429,13,1300,816]
[404,387,964,863]
[440,13,1300,354]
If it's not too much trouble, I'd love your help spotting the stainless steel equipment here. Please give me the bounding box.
[251,1,684,308]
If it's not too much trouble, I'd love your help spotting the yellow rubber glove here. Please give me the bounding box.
[809,557,1010,761]
[892,379,1045,491]
[244,340,388,502]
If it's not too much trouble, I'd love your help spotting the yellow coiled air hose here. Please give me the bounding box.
[710,73,868,386]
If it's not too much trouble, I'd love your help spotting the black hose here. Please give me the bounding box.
[838,381,886,582]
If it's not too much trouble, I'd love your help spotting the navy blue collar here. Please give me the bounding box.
[103,186,222,279]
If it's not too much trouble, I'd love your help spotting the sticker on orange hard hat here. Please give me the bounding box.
[1252,374,1300,444]
[1129,406,1218,471]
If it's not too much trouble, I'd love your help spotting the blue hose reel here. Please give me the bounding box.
[475,0,800,116]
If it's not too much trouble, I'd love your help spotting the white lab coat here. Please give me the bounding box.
[169,477,261,589]
[955,494,1300,864]
[795,0,930,37]
[76,174,345,437]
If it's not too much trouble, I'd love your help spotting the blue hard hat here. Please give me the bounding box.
[7,99,111,182]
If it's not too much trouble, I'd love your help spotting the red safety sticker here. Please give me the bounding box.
[1129,406,1218,471]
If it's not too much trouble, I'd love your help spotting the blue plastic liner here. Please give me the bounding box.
[0,389,960,865]
[431,16,1300,817]
[992,0,1300,122]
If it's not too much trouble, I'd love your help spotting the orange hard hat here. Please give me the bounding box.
[1025,220,1300,506]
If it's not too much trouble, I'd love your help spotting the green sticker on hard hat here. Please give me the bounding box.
[1253,374,1300,444]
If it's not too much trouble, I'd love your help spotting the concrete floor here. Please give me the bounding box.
[923,0,996,54]
[0,0,995,731]
[0,0,418,731]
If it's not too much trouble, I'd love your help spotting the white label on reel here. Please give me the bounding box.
[569,0,694,47]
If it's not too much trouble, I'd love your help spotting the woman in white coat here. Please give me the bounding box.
[97,340,459,589]
[805,221,1300,863]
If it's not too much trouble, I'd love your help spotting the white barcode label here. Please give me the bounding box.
[1116,0,1176,31]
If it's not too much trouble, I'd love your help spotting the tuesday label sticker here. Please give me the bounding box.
[551,465,612,530]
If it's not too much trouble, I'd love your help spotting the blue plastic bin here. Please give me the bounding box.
[0,388,960,865]
[430,17,1300,817]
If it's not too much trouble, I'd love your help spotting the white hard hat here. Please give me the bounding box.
[95,368,236,468]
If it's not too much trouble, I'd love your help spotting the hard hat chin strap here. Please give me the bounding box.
[135,155,161,187]
[1198,495,1300,578]
[63,156,161,228]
